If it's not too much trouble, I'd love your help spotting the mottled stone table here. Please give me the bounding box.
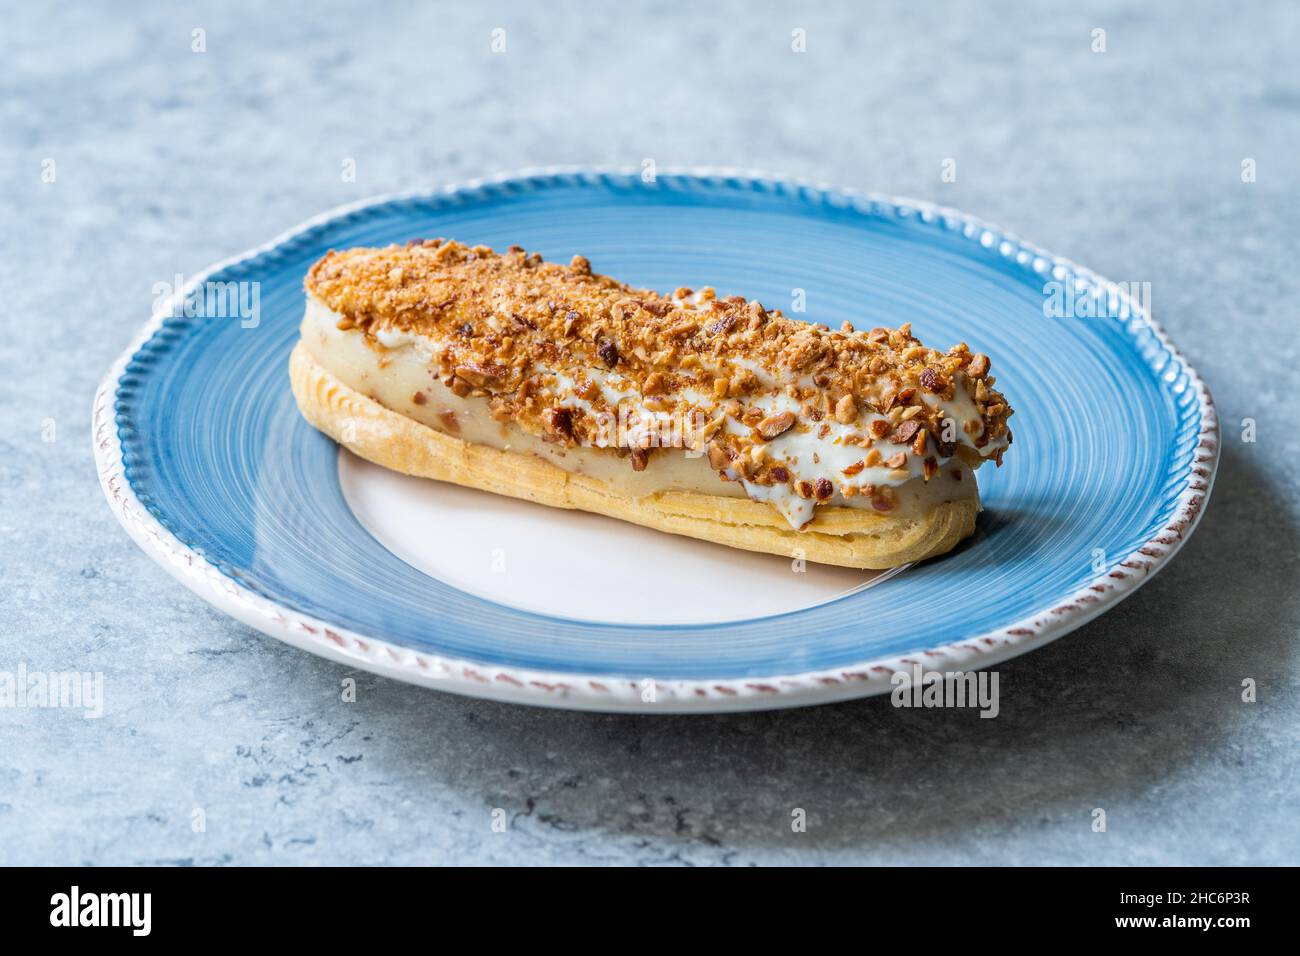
[3,1,1296,865]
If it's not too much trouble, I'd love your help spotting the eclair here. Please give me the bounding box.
[290,240,1014,569]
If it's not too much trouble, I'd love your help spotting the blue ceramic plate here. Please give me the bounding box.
[94,168,1218,712]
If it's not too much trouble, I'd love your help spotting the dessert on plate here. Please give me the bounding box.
[290,239,1013,568]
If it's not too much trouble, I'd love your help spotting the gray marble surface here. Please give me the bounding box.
[3,0,1297,866]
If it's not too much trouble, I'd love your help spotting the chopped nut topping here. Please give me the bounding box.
[834,394,858,424]
[544,407,575,442]
[665,318,698,339]
[454,362,505,388]
[757,411,796,440]
[920,367,947,392]
[305,240,1014,522]
[887,420,921,445]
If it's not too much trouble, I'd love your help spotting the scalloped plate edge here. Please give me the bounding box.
[92,165,1219,713]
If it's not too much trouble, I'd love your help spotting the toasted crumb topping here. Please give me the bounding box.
[306,239,1014,525]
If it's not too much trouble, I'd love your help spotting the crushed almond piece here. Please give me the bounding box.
[834,394,857,424]
[757,411,796,440]
[887,420,921,445]
[455,362,505,388]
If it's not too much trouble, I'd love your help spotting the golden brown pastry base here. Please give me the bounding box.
[289,342,979,569]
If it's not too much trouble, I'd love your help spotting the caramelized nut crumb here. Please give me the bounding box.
[757,411,796,440]
[454,362,505,388]
[920,367,947,392]
[887,420,921,445]
[544,407,575,442]
[834,394,858,424]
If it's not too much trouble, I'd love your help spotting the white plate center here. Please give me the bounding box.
[338,450,902,625]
